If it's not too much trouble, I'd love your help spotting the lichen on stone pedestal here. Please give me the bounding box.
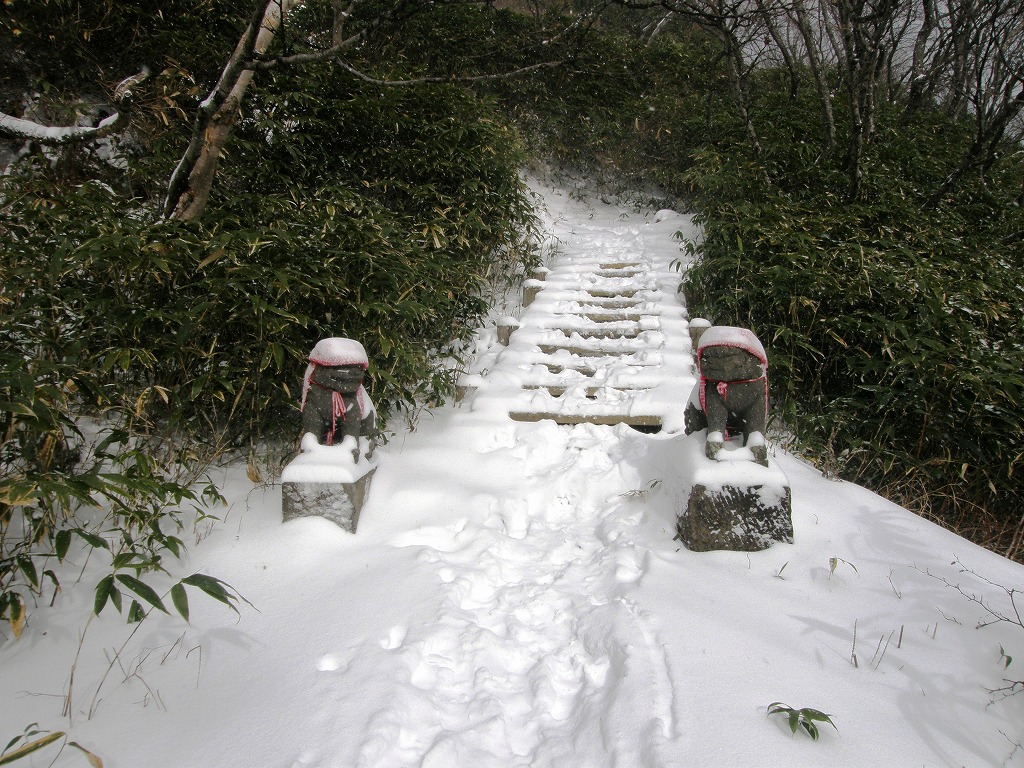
[680,482,793,552]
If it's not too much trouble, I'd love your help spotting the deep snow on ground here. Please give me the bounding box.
[2,180,1023,768]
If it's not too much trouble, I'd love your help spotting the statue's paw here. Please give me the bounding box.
[705,431,724,460]
[752,444,768,466]
[746,431,768,466]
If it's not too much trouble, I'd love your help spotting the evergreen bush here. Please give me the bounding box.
[682,82,1024,554]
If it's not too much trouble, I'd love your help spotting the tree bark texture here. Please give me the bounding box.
[164,0,301,221]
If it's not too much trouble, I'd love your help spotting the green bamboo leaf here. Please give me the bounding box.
[94,575,114,615]
[0,731,64,765]
[171,583,189,622]
[115,575,168,613]
[16,556,38,588]
[75,529,109,551]
[127,600,145,623]
[181,573,238,613]
[180,573,226,594]
[55,529,72,561]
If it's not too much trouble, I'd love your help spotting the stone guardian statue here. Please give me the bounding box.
[684,325,769,466]
[300,337,377,461]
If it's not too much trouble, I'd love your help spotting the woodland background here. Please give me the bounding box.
[1,0,1022,640]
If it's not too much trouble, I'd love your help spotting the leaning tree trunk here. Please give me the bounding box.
[790,0,836,154]
[164,0,301,221]
[756,0,800,98]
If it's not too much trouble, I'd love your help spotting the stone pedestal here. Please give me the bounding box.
[688,317,712,349]
[673,432,793,552]
[497,316,520,346]
[680,481,792,552]
[280,435,377,533]
[282,470,375,532]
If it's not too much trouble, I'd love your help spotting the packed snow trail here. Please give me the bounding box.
[305,187,692,768]
[465,209,691,431]
[353,425,675,767]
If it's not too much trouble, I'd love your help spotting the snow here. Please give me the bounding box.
[698,325,768,364]
[2,180,1023,768]
[280,434,376,484]
[307,338,369,367]
[0,111,120,144]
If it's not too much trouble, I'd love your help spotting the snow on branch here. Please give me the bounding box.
[0,68,151,146]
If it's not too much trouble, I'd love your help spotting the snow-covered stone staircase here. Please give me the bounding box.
[461,217,693,434]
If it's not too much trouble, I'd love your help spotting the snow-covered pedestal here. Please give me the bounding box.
[688,317,712,349]
[281,434,377,532]
[675,433,793,552]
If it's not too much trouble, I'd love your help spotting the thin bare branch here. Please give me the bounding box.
[335,59,562,86]
[0,68,150,146]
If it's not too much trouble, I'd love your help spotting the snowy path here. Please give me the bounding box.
[355,426,675,767]
[311,189,694,767]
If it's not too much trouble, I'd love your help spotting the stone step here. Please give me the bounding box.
[593,269,645,278]
[520,384,649,398]
[509,411,662,429]
[584,288,643,299]
[553,311,643,323]
[556,296,645,309]
[537,338,655,355]
[538,326,642,340]
[541,357,659,375]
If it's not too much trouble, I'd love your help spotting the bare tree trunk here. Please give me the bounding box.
[790,0,836,153]
[903,0,937,121]
[164,0,301,221]
[721,24,764,159]
[946,0,977,118]
[757,0,799,97]
[833,0,898,200]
